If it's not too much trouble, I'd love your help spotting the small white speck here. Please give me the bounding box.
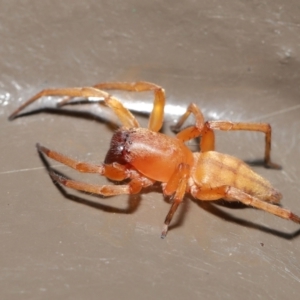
[0,92,11,106]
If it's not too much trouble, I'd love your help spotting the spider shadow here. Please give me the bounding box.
[11,96,158,127]
[162,194,300,239]
[14,106,119,131]
[12,102,171,136]
[244,158,282,169]
[193,198,300,240]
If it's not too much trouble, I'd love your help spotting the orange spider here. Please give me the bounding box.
[9,81,300,238]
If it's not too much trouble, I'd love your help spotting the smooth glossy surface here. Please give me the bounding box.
[1,1,300,299]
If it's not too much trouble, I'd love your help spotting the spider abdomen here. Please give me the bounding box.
[192,151,282,203]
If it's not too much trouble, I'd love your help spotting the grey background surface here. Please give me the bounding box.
[1,1,300,299]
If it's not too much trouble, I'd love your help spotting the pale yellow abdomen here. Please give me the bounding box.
[192,151,281,203]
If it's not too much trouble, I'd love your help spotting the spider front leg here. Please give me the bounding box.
[9,87,139,129]
[37,143,154,196]
[192,186,300,224]
[37,143,129,181]
[172,103,280,169]
[9,87,105,120]
[58,81,165,131]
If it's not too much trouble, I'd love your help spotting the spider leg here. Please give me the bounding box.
[192,185,300,224]
[58,81,165,131]
[172,103,279,168]
[38,143,154,196]
[92,81,165,132]
[9,87,139,129]
[9,87,106,120]
[49,171,142,196]
[208,121,280,169]
[171,103,215,152]
[161,163,190,238]
[37,143,129,181]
